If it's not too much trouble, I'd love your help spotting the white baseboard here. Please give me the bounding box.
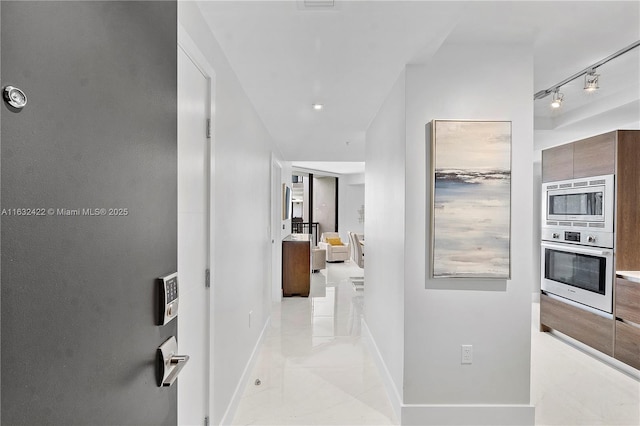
[362,320,535,426]
[531,291,540,303]
[401,404,535,425]
[219,316,271,425]
[361,319,402,422]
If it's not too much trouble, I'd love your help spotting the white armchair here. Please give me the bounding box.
[318,232,350,262]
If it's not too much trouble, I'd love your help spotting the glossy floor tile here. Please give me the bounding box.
[232,262,640,425]
[232,261,396,425]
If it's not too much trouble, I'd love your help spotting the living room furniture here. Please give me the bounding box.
[351,232,364,268]
[311,247,326,273]
[282,234,310,297]
[318,232,350,262]
[348,231,364,290]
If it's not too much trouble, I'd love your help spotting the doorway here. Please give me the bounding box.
[177,41,213,424]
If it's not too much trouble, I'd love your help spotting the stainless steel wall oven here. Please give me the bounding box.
[541,174,615,315]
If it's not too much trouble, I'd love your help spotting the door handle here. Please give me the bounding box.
[156,336,189,387]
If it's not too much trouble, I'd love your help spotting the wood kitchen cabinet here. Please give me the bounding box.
[282,234,310,297]
[541,131,616,182]
[541,130,640,370]
[615,131,640,271]
[540,293,614,356]
[614,277,640,369]
[572,132,616,178]
[542,143,573,182]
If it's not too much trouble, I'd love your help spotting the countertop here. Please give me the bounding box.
[284,233,311,242]
[616,271,640,284]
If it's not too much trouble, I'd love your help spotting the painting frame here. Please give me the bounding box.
[429,119,512,280]
[282,183,292,220]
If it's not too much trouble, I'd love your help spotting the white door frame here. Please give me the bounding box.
[178,23,216,423]
[271,154,284,302]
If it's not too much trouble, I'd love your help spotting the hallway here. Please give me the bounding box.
[233,262,396,425]
[232,262,639,426]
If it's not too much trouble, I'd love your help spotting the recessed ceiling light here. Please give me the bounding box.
[312,103,324,111]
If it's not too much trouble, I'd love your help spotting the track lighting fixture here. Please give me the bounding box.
[550,89,564,109]
[584,69,600,92]
[534,40,639,104]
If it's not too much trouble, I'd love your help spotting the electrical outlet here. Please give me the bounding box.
[461,345,473,364]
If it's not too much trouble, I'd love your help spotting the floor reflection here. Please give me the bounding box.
[232,261,398,426]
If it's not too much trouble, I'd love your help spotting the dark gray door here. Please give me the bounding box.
[1,2,178,425]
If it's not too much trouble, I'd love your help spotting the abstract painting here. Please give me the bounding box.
[282,184,291,220]
[430,120,511,279]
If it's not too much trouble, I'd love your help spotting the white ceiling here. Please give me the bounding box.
[197,1,640,172]
[292,161,365,175]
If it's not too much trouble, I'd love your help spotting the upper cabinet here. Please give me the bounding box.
[573,132,616,178]
[541,131,616,182]
[542,143,573,182]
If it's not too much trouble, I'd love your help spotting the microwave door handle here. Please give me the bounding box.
[540,242,609,256]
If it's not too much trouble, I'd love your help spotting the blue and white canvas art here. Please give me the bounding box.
[431,120,511,279]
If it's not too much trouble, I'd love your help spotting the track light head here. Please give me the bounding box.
[584,69,600,92]
[550,89,564,109]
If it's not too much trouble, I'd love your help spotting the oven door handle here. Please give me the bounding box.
[541,242,611,256]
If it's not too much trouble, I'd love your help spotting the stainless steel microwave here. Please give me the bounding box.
[542,174,614,233]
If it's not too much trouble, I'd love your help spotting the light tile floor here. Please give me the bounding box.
[232,261,395,425]
[232,261,640,425]
[531,302,640,425]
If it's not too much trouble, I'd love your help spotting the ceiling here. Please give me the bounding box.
[197,1,640,172]
[292,161,365,176]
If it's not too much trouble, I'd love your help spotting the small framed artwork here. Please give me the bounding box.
[282,184,292,220]
[430,120,511,279]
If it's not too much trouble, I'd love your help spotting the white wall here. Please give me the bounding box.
[179,3,280,424]
[313,176,337,237]
[337,173,365,243]
[364,70,407,411]
[402,42,534,424]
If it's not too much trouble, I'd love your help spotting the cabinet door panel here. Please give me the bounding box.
[282,240,310,297]
[540,294,614,355]
[573,132,616,178]
[614,321,640,370]
[615,130,640,271]
[542,143,573,182]
[615,278,640,325]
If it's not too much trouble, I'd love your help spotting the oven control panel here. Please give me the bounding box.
[541,228,613,248]
[564,231,581,242]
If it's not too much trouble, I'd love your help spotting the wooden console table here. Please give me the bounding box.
[282,234,311,297]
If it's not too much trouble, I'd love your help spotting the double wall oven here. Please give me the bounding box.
[541,174,615,315]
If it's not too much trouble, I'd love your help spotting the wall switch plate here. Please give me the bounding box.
[461,345,473,364]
